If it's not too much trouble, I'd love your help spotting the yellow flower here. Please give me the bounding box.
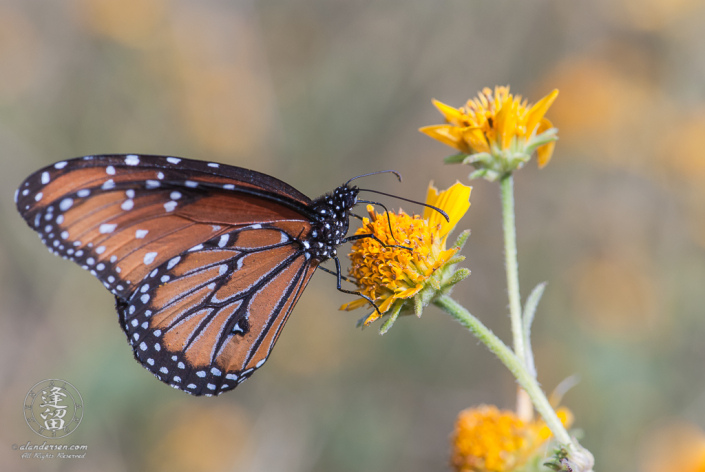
[420,86,559,180]
[451,405,574,472]
[341,182,471,329]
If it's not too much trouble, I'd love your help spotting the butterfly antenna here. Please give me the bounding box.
[358,189,450,222]
[345,170,402,187]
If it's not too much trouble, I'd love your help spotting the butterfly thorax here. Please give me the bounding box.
[302,185,359,261]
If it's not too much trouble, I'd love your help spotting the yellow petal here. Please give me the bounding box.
[423,181,472,240]
[525,89,559,137]
[432,99,467,126]
[378,296,397,314]
[493,94,515,150]
[396,285,423,299]
[536,118,556,168]
[462,128,490,154]
[419,125,469,153]
[340,298,371,311]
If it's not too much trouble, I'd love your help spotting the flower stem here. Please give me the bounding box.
[500,175,534,419]
[500,174,526,367]
[433,295,574,447]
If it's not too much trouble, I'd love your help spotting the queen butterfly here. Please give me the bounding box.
[15,154,431,396]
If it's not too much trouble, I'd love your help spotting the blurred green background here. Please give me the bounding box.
[2,0,705,471]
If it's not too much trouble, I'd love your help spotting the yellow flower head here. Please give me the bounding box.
[451,405,574,472]
[420,86,559,180]
[341,182,471,329]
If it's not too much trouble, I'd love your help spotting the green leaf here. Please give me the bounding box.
[522,282,546,378]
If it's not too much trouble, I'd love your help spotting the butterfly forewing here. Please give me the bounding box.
[15,155,313,299]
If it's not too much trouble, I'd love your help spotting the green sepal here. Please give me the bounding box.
[444,152,470,164]
[414,295,423,317]
[356,312,372,329]
[445,255,466,266]
[452,229,471,251]
[462,152,493,166]
[379,303,403,335]
[441,268,470,290]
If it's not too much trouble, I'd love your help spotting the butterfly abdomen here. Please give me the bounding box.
[301,185,358,261]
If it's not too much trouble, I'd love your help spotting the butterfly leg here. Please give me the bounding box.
[342,233,413,253]
[331,256,382,315]
[318,265,355,284]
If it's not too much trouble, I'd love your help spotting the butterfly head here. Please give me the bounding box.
[304,184,359,261]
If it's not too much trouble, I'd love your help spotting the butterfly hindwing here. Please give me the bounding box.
[117,223,318,395]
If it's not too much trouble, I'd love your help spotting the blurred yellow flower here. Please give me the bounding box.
[420,86,559,180]
[451,405,574,472]
[640,421,705,472]
[341,182,471,328]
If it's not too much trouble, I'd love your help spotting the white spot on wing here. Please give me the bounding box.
[218,234,229,247]
[41,172,50,184]
[121,199,134,210]
[106,166,116,175]
[100,223,117,234]
[167,157,181,164]
[135,229,148,239]
[35,192,43,202]
[59,198,73,211]
[223,184,235,190]
[167,256,180,269]
[141,294,150,304]
[125,154,140,165]
[208,163,219,168]
[143,252,158,264]
[146,180,160,189]
[102,179,115,190]
[164,201,177,212]
[189,244,203,252]
[77,189,90,197]
[185,181,198,188]
[54,161,67,169]
[170,191,181,200]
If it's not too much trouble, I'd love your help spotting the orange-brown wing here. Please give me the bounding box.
[117,224,319,396]
[15,155,313,299]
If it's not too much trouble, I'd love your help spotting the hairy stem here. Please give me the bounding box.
[433,295,573,446]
